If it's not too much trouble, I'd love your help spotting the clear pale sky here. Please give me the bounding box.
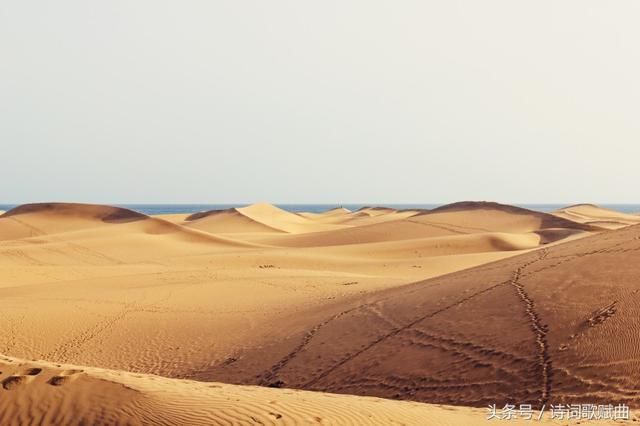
[1,1,639,204]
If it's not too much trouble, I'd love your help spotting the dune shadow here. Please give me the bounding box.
[101,209,148,224]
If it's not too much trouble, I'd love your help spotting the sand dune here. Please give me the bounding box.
[337,210,421,226]
[208,221,640,410]
[252,219,469,247]
[412,201,597,233]
[0,355,631,426]
[297,206,352,222]
[358,206,399,216]
[253,202,594,248]
[0,201,637,424]
[226,203,348,233]
[184,207,286,234]
[319,232,542,257]
[0,355,445,426]
[0,203,147,240]
[296,207,422,227]
[553,204,640,230]
[153,213,192,223]
[0,203,260,268]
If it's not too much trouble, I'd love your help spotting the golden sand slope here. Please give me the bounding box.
[0,355,632,426]
[553,204,640,230]
[210,222,640,410]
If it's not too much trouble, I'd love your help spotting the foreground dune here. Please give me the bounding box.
[0,354,440,425]
[0,355,632,425]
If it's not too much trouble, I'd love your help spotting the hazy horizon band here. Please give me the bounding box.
[1,203,640,215]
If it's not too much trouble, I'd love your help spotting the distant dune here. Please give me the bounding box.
[184,207,286,234]
[553,204,640,230]
[0,201,637,424]
[0,202,259,264]
[185,203,348,234]
[251,201,595,248]
[0,203,147,240]
[415,201,597,232]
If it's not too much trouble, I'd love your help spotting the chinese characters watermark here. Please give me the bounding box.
[486,403,630,421]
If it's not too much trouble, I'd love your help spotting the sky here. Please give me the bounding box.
[1,1,639,204]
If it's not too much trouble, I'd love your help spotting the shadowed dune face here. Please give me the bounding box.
[414,201,598,233]
[0,203,148,240]
[1,202,147,222]
[205,223,640,409]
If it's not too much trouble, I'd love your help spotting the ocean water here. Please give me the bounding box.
[1,203,639,215]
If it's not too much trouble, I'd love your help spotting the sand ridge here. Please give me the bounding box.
[0,355,632,426]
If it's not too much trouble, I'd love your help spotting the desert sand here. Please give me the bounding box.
[0,355,633,425]
[552,204,640,230]
[0,201,637,424]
